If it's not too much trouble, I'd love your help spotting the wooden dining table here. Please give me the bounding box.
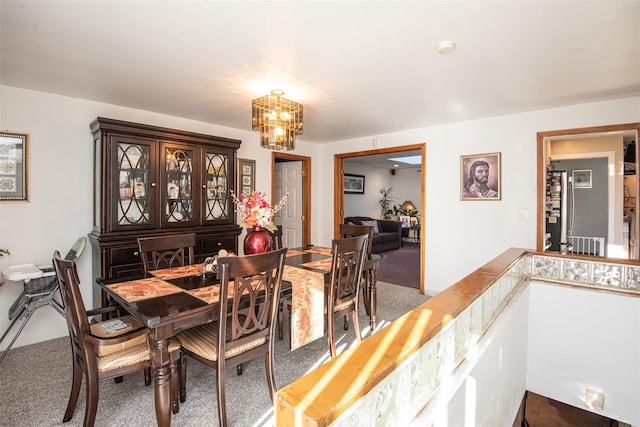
[98,246,380,426]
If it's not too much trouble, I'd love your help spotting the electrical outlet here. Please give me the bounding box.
[585,388,605,410]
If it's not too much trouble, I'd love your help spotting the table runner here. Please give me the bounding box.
[301,258,334,271]
[106,277,184,302]
[282,265,325,350]
[151,264,203,280]
[304,247,333,256]
[285,249,306,257]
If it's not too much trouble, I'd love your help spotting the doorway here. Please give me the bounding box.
[334,143,426,294]
[272,152,312,247]
[537,123,640,259]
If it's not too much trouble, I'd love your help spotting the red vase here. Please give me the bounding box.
[244,225,272,255]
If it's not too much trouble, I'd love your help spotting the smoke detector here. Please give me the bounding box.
[438,40,456,54]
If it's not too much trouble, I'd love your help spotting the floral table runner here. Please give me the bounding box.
[285,249,306,257]
[304,247,333,256]
[282,265,325,351]
[150,264,203,280]
[106,277,184,302]
[301,258,333,271]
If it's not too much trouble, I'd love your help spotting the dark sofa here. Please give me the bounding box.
[344,216,402,253]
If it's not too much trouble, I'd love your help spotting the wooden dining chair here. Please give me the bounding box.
[176,248,287,427]
[268,225,284,250]
[339,223,378,320]
[53,252,184,426]
[327,234,369,359]
[137,233,196,276]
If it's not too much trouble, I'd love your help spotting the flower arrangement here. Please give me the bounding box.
[230,190,288,231]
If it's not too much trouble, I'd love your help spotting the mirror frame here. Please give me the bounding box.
[537,122,640,259]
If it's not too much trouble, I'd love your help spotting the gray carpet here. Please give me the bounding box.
[0,282,429,427]
[376,244,420,289]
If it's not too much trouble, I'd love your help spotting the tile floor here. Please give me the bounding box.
[522,392,616,427]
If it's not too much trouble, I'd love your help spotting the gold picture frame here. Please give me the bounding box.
[0,131,29,202]
[460,152,501,200]
[238,158,255,195]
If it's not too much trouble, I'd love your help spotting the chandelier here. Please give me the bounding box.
[251,90,303,151]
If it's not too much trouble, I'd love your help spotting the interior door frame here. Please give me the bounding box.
[537,122,640,258]
[335,143,426,294]
[272,152,312,247]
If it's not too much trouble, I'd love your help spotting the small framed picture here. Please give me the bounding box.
[238,158,255,195]
[461,152,501,200]
[0,131,29,202]
[572,169,592,189]
[399,215,410,228]
[344,173,365,194]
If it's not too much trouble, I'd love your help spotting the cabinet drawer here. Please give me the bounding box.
[108,264,144,280]
[110,245,141,265]
[199,237,237,257]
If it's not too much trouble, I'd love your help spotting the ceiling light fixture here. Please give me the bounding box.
[251,90,303,151]
[437,40,456,54]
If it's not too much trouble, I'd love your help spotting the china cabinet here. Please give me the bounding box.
[89,117,241,308]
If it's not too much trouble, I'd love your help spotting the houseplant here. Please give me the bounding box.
[378,187,397,219]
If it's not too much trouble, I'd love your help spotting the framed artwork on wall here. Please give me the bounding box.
[0,131,29,202]
[572,169,592,189]
[238,158,255,195]
[344,173,365,194]
[460,152,501,200]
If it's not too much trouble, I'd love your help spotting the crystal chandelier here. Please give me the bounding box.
[251,90,303,151]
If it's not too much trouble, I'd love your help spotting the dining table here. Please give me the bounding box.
[98,245,380,426]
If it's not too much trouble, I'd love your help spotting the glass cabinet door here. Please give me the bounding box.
[163,145,196,226]
[115,140,152,228]
[203,150,231,222]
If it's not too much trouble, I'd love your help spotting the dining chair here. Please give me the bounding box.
[53,251,184,426]
[137,232,196,276]
[176,248,287,427]
[339,223,380,320]
[327,234,369,359]
[268,225,284,250]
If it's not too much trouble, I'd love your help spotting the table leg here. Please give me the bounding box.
[369,268,377,330]
[151,337,172,427]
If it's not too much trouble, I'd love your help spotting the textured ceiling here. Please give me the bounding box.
[1,1,639,143]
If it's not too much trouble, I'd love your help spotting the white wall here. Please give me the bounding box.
[527,282,640,425]
[415,284,529,426]
[0,85,319,348]
[316,97,640,294]
[343,162,390,219]
[1,84,638,349]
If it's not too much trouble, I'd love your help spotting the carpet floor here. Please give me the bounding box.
[0,281,429,427]
[376,243,420,289]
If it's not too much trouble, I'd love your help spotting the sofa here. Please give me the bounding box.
[344,216,402,253]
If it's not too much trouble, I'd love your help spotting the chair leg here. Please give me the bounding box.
[217,361,228,427]
[327,313,337,359]
[83,365,100,427]
[63,354,83,422]
[144,367,151,386]
[179,353,187,403]
[353,306,362,342]
[237,364,243,375]
[264,350,276,403]
[277,300,284,340]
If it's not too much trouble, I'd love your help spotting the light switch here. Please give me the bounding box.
[520,208,529,220]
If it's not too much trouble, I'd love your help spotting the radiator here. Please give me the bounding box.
[568,235,605,257]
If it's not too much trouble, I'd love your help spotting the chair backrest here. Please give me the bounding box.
[53,251,91,356]
[328,234,368,310]
[137,233,196,276]
[268,225,284,250]
[339,223,373,259]
[216,248,287,360]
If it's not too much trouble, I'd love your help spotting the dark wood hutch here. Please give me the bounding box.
[89,117,241,308]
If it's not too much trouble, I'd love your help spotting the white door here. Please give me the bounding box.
[274,161,303,247]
